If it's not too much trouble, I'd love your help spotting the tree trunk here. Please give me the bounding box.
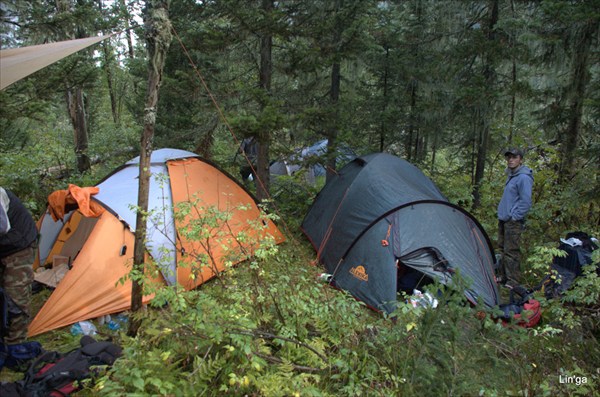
[508,0,517,144]
[420,133,428,163]
[508,60,516,144]
[101,40,119,124]
[558,19,597,180]
[66,87,91,173]
[379,47,389,153]
[97,0,119,124]
[472,0,498,210]
[194,117,218,159]
[430,132,438,174]
[120,0,136,59]
[473,112,490,209]
[129,0,172,337]
[325,0,342,183]
[256,0,273,202]
[406,78,417,161]
[56,0,91,174]
[326,60,340,182]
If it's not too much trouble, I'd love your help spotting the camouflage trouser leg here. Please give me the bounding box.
[0,245,35,344]
[498,220,524,286]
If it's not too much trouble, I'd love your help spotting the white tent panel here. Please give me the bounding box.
[95,163,178,285]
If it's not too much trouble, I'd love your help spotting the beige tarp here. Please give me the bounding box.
[0,35,113,90]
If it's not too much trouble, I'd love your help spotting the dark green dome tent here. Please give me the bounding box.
[302,153,499,313]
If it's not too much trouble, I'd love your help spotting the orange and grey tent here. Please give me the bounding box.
[29,148,285,336]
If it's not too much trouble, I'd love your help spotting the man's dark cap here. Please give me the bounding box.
[504,148,524,157]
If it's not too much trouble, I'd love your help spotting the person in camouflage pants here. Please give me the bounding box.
[1,246,35,343]
[496,149,533,288]
[1,187,38,344]
[497,219,525,286]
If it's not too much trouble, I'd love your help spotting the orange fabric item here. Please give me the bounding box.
[28,211,156,336]
[47,184,105,221]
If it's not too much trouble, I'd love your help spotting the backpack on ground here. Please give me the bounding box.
[496,285,542,328]
[0,335,122,397]
[536,231,598,299]
[0,341,43,371]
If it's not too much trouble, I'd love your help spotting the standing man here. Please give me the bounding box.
[238,136,258,182]
[0,187,38,344]
[497,148,534,288]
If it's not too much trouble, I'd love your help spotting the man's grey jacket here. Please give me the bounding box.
[497,165,533,222]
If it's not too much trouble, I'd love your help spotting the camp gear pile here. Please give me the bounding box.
[0,336,121,396]
[495,285,542,328]
[540,231,598,298]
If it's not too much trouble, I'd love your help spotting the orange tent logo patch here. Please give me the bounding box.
[350,265,368,282]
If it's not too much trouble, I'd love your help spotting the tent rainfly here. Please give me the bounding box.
[269,139,357,185]
[29,148,285,336]
[302,152,498,313]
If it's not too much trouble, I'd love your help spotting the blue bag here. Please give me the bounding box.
[1,341,43,371]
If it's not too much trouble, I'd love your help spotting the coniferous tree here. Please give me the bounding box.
[472,0,499,210]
